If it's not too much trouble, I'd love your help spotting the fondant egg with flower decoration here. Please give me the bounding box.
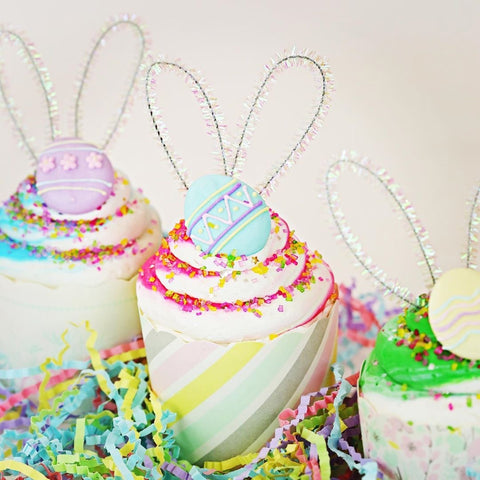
[36,138,114,214]
[184,174,271,256]
[429,267,480,360]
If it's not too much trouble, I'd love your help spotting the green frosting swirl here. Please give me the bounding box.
[360,300,480,394]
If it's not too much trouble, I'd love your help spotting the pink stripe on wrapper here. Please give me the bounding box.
[302,306,338,395]
[149,339,220,392]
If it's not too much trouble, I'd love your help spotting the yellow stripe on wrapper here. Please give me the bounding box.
[163,342,264,421]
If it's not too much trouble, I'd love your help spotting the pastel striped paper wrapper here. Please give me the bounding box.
[141,302,338,464]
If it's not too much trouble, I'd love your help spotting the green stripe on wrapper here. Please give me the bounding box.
[141,302,338,464]
[194,310,337,463]
[163,342,264,421]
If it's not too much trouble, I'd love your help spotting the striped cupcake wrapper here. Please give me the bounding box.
[141,303,338,464]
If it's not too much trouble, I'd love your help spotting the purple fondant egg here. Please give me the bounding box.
[36,138,114,214]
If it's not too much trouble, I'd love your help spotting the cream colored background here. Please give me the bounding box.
[1,0,479,301]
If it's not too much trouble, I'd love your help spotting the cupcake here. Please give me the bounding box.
[0,156,160,371]
[138,202,338,464]
[139,52,337,463]
[359,277,480,479]
[325,153,480,479]
[0,19,161,374]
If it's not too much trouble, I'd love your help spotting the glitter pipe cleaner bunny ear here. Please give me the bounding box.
[146,60,228,191]
[325,151,442,307]
[74,15,146,151]
[230,51,332,196]
[327,152,480,360]
[146,51,332,256]
[145,51,332,193]
[0,16,147,215]
[465,183,480,269]
[0,28,59,164]
[146,61,267,255]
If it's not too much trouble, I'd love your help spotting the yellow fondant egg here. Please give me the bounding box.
[429,268,480,360]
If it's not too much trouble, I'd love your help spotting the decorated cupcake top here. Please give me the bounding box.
[0,17,162,282]
[138,211,336,342]
[137,51,335,341]
[365,296,480,393]
[0,17,146,216]
[326,152,480,390]
[145,51,332,257]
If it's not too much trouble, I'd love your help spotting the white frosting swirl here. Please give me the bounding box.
[0,172,161,286]
[137,213,336,343]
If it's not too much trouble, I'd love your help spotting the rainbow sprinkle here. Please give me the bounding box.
[0,176,149,266]
[138,214,331,316]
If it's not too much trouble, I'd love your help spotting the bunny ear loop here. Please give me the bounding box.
[0,28,59,164]
[325,151,441,307]
[231,51,333,196]
[145,60,228,191]
[465,184,480,269]
[74,15,146,151]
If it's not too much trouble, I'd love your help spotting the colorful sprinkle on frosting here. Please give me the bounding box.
[361,297,480,393]
[138,212,333,317]
[0,175,153,268]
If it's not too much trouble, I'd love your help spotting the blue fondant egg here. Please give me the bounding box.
[184,174,271,256]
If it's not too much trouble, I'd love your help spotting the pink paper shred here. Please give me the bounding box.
[0,282,389,479]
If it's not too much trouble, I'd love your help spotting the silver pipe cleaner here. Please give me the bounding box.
[325,151,441,306]
[146,60,228,191]
[0,28,59,163]
[74,16,146,151]
[230,51,332,196]
[465,184,480,269]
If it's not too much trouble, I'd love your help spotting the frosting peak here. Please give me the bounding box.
[0,172,161,285]
[137,212,336,343]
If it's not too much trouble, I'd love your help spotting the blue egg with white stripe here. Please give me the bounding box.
[184,175,271,256]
